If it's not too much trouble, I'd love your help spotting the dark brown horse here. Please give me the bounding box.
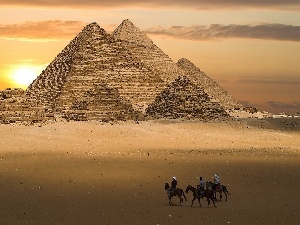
[164,183,187,205]
[185,185,216,208]
[206,181,230,202]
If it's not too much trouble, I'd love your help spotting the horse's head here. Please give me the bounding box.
[185,185,191,193]
[164,183,169,190]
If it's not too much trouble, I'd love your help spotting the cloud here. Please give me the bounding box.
[267,101,300,109]
[145,23,300,42]
[1,0,300,10]
[237,78,300,85]
[0,20,86,41]
[2,21,300,43]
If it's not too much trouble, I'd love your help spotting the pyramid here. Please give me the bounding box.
[1,19,242,124]
[145,76,228,120]
[112,19,183,83]
[177,58,242,111]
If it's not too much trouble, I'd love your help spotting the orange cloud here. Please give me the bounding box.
[0,0,300,10]
[145,24,300,42]
[2,21,300,42]
[0,20,86,41]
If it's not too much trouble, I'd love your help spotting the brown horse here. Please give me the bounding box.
[206,181,230,202]
[164,183,187,205]
[185,185,216,208]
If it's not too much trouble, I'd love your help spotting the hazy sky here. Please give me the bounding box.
[0,0,299,114]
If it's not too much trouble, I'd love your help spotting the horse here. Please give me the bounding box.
[185,185,216,208]
[164,183,187,205]
[206,181,230,202]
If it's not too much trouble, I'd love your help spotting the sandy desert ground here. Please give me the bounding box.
[0,118,299,225]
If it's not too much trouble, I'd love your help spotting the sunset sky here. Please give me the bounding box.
[0,1,299,114]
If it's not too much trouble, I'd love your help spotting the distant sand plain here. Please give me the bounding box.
[0,118,299,225]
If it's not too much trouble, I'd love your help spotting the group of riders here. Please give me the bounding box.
[167,173,220,198]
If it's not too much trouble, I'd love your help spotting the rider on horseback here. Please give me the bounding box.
[197,176,205,197]
[213,173,220,191]
[167,177,177,197]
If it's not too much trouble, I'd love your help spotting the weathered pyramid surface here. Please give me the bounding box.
[145,76,229,120]
[65,83,135,121]
[112,19,183,83]
[0,88,50,123]
[26,22,107,109]
[177,58,242,111]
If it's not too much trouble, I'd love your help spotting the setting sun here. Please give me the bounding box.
[11,66,40,88]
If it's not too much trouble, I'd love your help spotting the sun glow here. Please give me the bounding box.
[11,66,40,88]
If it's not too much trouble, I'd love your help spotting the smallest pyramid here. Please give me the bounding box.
[145,76,229,120]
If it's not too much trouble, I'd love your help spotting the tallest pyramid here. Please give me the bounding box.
[112,19,183,83]
[1,19,242,123]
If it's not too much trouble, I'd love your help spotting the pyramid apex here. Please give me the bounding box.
[112,19,153,47]
[178,58,192,64]
[120,19,136,28]
[177,58,198,70]
[82,22,107,34]
[85,21,100,28]
[122,19,134,24]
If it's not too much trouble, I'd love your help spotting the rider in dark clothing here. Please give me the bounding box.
[171,177,177,189]
[168,177,177,197]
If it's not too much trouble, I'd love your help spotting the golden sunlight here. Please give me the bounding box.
[11,66,39,88]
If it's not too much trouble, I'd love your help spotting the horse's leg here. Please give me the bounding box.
[182,190,187,201]
[220,191,222,201]
[207,197,210,206]
[169,193,174,205]
[179,195,183,204]
[198,197,201,207]
[191,196,196,207]
[180,190,184,204]
[211,196,217,208]
[214,192,218,202]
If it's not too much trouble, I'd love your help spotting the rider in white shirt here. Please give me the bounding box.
[214,173,220,185]
[197,176,205,197]
[213,173,220,191]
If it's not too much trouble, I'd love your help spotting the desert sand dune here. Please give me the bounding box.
[0,119,299,225]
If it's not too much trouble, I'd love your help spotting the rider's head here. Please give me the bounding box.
[173,177,177,181]
[200,176,202,180]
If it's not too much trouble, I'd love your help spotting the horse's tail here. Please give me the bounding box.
[181,189,187,201]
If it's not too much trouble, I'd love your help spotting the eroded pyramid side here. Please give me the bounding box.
[64,83,137,121]
[26,22,109,109]
[177,58,242,112]
[0,88,49,123]
[145,76,229,120]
